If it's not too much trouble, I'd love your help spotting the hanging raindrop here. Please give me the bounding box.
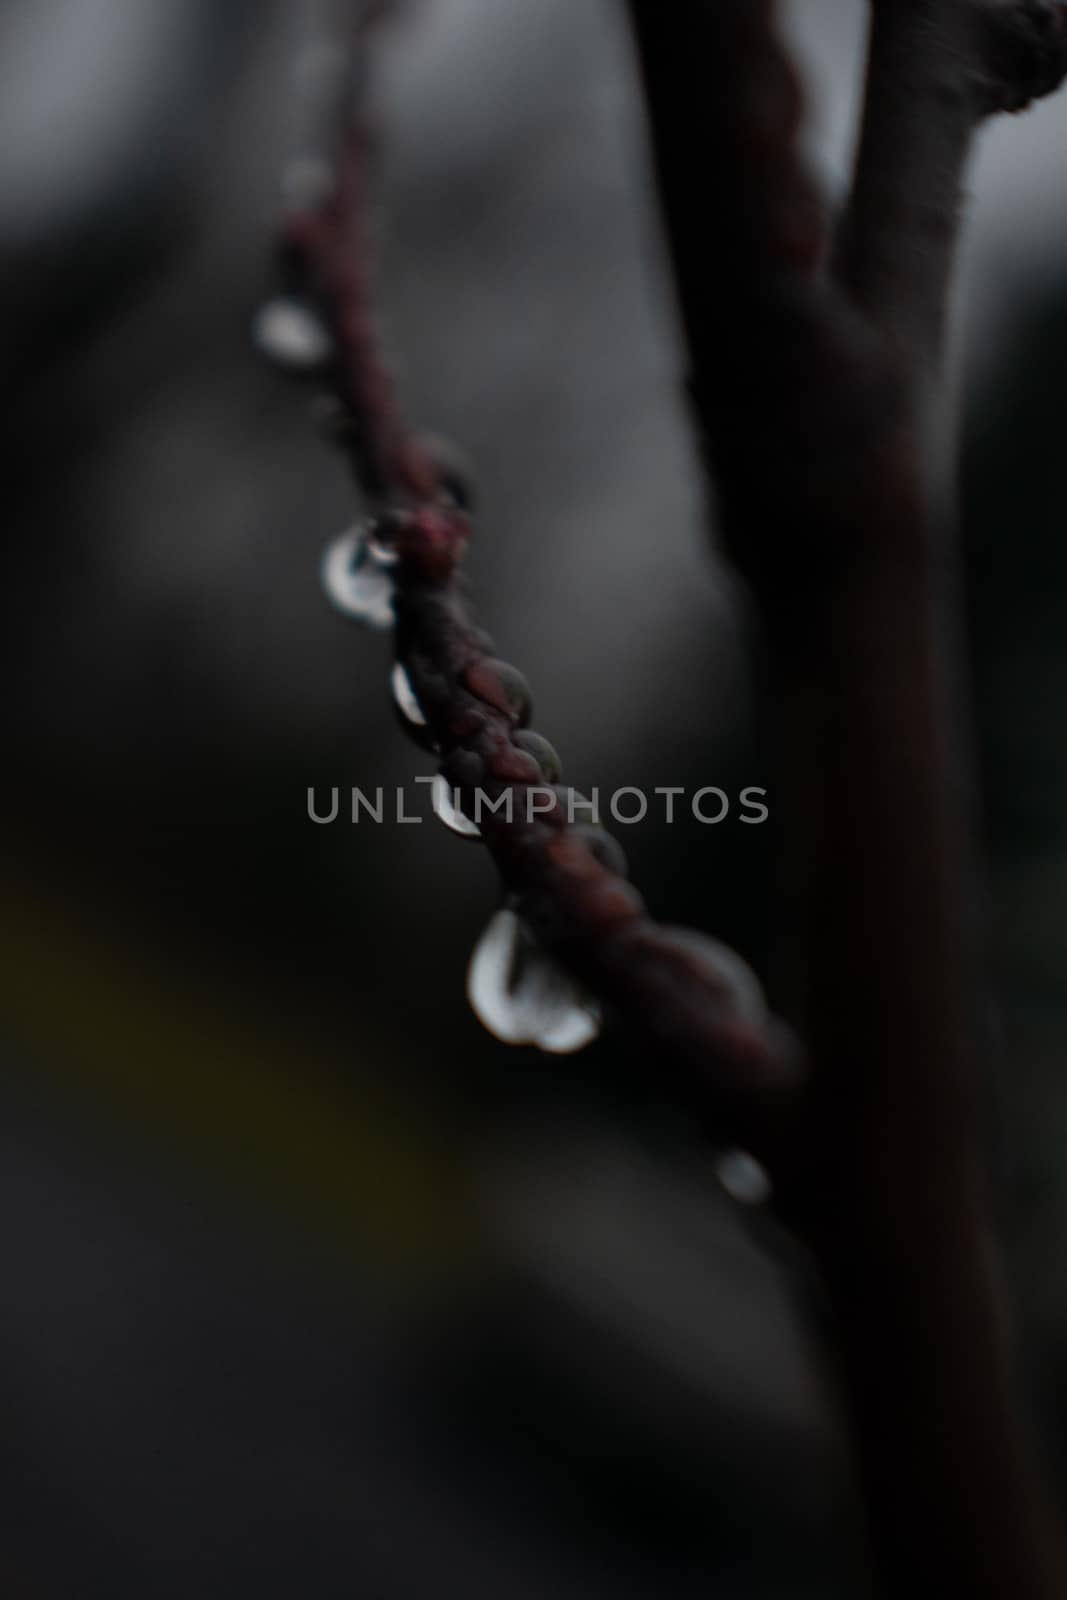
[390,662,440,753]
[431,773,482,839]
[467,908,602,1054]
[714,1149,773,1207]
[536,996,603,1054]
[364,511,406,568]
[321,528,395,628]
[252,296,332,374]
[391,662,427,728]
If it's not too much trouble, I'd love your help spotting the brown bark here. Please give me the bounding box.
[627,0,1067,1592]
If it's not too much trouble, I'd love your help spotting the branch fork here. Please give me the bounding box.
[266,1,1067,1590]
[628,0,1066,1592]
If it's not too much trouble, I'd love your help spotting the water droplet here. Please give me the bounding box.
[391,663,427,727]
[391,662,440,752]
[252,297,332,373]
[537,1002,602,1054]
[321,529,395,628]
[512,730,562,784]
[467,908,602,1053]
[431,773,482,838]
[365,513,404,567]
[715,1149,773,1206]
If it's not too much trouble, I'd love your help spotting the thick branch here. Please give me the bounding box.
[629,0,1064,1594]
[837,0,1067,375]
[837,6,974,373]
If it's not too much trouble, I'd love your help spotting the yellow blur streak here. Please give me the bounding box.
[0,866,477,1281]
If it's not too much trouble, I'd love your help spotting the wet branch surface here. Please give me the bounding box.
[279,19,802,1153]
[628,0,1067,1594]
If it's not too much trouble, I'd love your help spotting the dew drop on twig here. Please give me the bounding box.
[467,907,602,1053]
[252,297,332,373]
[391,662,427,727]
[431,773,482,838]
[321,528,395,628]
[365,516,403,567]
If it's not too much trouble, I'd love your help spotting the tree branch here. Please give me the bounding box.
[628,0,1067,1593]
[393,575,800,1148]
[837,0,1067,375]
[267,6,803,1152]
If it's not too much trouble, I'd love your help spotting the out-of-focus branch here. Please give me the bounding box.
[280,4,441,512]
[628,0,1067,1594]
[838,0,1067,375]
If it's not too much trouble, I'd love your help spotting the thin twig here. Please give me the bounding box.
[395,579,799,1146]
[272,8,803,1150]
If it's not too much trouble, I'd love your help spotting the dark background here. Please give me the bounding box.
[2,1,1066,1593]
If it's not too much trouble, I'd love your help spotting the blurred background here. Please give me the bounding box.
[2,0,1066,1593]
